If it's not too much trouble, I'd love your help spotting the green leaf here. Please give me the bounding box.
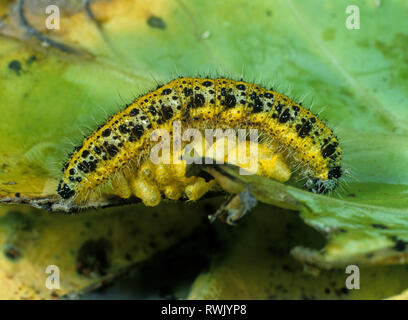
[188,204,408,299]
[206,163,408,268]
[0,199,211,299]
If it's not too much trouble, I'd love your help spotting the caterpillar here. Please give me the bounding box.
[57,77,342,207]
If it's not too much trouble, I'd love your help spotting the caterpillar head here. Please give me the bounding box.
[57,160,84,200]
[57,180,76,199]
[304,166,342,194]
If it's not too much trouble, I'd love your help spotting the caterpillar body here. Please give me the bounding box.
[57,77,342,206]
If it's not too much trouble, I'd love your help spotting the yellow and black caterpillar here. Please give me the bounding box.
[57,77,342,206]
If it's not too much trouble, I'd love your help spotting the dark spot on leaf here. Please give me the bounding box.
[372,224,387,229]
[26,55,37,65]
[147,15,166,29]
[76,238,113,278]
[8,60,22,75]
[4,246,21,260]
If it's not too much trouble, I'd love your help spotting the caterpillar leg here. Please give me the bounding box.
[111,172,132,199]
[121,155,215,206]
[127,162,161,206]
[95,137,291,209]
